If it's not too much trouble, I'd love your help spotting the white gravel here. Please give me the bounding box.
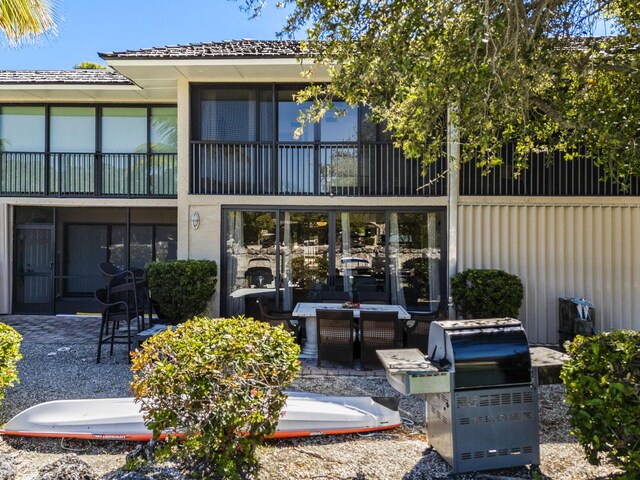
[0,342,622,479]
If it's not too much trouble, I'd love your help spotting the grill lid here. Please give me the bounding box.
[427,318,532,389]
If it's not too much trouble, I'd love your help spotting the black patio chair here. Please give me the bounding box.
[109,280,147,331]
[95,288,140,363]
[357,291,388,305]
[316,309,356,368]
[98,262,143,293]
[403,308,445,354]
[318,291,350,303]
[98,262,152,326]
[256,296,302,343]
[359,310,402,368]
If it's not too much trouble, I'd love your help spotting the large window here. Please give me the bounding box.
[0,106,45,152]
[223,208,445,317]
[50,107,96,194]
[0,105,177,197]
[0,107,46,194]
[191,84,445,196]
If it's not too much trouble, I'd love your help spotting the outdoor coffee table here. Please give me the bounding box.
[292,302,411,359]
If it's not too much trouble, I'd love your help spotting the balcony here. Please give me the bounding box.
[190,141,447,196]
[0,152,177,198]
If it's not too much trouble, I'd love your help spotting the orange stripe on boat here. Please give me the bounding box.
[0,422,401,442]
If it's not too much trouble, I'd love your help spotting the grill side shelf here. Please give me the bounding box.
[377,349,452,395]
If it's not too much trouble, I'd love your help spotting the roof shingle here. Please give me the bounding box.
[0,69,133,85]
[99,39,308,60]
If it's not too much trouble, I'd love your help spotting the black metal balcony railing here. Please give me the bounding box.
[191,141,447,196]
[0,152,177,197]
[460,147,640,196]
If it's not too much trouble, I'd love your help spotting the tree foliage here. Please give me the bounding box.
[0,0,58,45]
[73,61,107,70]
[241,0,640,184]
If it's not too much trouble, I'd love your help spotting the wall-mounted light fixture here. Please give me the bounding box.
[191,211,200,230]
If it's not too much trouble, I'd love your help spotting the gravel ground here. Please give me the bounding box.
[0,343,622,479]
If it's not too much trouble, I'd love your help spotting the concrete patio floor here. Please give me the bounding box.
[0,314,385,377]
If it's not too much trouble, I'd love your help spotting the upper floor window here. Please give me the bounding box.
[0,106,45,152]
[50,107,95,153]
[192,85,365,144]
[194,88,273,142]
[0,104,177,197]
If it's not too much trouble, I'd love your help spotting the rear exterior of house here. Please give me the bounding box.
[0,40,638,343]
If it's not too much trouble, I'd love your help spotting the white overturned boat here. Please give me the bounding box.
[0,392,401,441]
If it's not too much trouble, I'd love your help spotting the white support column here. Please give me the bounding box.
[176,77,190,259]
[447,106,460,319]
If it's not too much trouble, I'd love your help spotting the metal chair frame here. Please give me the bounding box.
[95,288,139,363]
[256,297,302,343]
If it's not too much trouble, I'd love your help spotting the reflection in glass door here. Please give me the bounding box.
[224,211,277,318]
[389,212,442,312]
[14,226,54,314]
[280,212,329,310]
[335,212,387,301]
[222,208,446,317]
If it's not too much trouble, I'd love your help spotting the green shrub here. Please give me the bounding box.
[561,331,640,477]
[451,268,524,318]
[0,323,22,406]
[130,316,300,479]
[146,259,217,324]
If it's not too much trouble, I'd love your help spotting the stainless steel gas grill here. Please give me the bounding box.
[378,318,540,474]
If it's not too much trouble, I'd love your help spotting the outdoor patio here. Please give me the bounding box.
[0,315,386,378]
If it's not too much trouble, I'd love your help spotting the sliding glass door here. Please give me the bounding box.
[222,208,445,317]
[280,212,330,310]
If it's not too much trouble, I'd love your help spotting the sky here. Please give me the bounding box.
[1,0,295,70]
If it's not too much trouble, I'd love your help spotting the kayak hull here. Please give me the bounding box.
[0,392,401,441]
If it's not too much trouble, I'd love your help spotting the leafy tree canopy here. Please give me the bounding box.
[73,61,107,69]
[241,0,640,183]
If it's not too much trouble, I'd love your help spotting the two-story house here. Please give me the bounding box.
[1,40,638,343]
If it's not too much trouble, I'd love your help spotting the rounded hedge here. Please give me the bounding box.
[561,330,640,477]
[451,268,524,319]
[0,322,22,406]
[145,259,217,324]
[130,316,300,479]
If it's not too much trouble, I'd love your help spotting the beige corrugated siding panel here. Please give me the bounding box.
[458,204,640,344]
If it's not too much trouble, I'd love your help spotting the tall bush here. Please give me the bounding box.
[451,268,524,318]
[145,259,217,324]
[561,331,640,477]
[130,316,300,479]
[0,323,22,406]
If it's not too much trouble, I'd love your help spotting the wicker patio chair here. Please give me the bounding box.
[316,309,356,367]
[359,310,402,368]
